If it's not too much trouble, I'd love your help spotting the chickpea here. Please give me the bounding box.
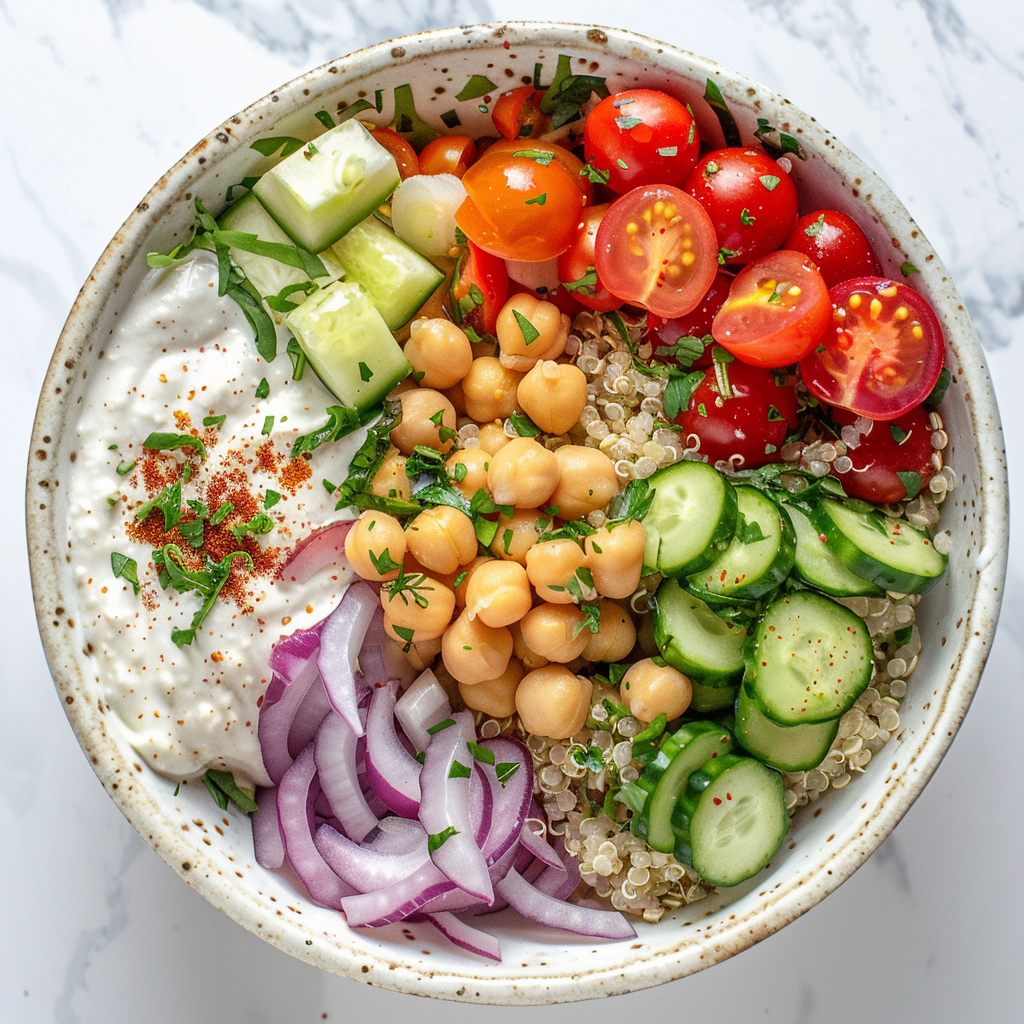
[519,603,590,663]
[343,510,407,582]
[487,437,560,509]
[453,554,492,608]
[477,421,510,456]
[620,658,693,723]
[495,294,570,371]
[380,573,456,642]
[516,360,588,436]
[371,447,412,502]
[466,560,532,627]
[582,600,637,663]
[405,635,442,672]
[403,318,474,390]
[405,505,477,576]
[584,520,647,599]
[525,538,590,604]
[458,658,525,718]
[388,376,419,399]
[446,448,490,499]
[441,609,513,685]
[510,620,549,670]
[462,357,523,422]
[440,382,468,417]
[515,665,593,740]
[547,445,619,521]
[389,388,457,455]
[490,507,545,564]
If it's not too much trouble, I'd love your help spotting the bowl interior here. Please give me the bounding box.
[27,21,1007,1004]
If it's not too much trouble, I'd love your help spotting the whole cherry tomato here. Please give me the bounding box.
[828,405,937,503]
[370,126,419,179]
[784,209,881,288]
[684,148,798,265]
[648,270,733,365]
[799,277,945,421]
[583,88,701,193]
[449,240,509,339]
[556,204,623,313]
[673,359,800,469]
[481,139,593,205]
[491,86,549,141]
[712,250,831,367]
[418,135,478,178]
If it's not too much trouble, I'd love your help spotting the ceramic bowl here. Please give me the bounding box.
[27,21,1007,1004]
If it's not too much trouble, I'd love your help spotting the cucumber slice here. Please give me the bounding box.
[689,681,739,714]
[631,722,733,852]
[744,590,874,726]
[676,753,789,887]
[653,578,747,686]
[284,281,411,411]
[735,684,840,772]
[808,498,947,595]
[253,120,401,253]
[787,503,884,598]
[643,460,738,577]
[687,486,795,602]
[326,216,444,330]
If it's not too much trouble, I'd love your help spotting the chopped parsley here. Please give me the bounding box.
[143,431,208,462]
[232,513,275,542]
[291,405,362,458]
[264,490,281,510]
[110,552,140,595]
[512,309,540,346]
[255,378,270,400]
[202,770,258,814]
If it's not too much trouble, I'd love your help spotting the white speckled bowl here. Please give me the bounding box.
[27,22,1007,1004]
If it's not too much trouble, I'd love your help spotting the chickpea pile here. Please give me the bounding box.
[342,294,693,739]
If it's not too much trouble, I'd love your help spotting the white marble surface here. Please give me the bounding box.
[3,0,1022,1019]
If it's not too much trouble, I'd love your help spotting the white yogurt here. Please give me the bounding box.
[69,252,368,788]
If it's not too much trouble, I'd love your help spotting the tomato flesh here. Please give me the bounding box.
[648,270,732,365]
[418,135,477,178]
[594,185,718,318]
[491,86,548,141]
[449,241,509,338]
[799,277,945,420]
[370,127,419,179]
[557,204,623,313]
[784,209,881,288]
[711,250,831,368]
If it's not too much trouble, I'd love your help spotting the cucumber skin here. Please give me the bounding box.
[689,682,739,713]
[734,683,840,772]
[787,502,885,598]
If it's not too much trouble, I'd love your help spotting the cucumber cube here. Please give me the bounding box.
[284,280,411,411]
[253,120,400,252]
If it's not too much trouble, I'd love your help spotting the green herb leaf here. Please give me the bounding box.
[337,99,374,124]
[255,378,270,400]
[264,280,319,312]
[391,83,440,149]
[250,136,306,158]
[901,261,920,276]
[111,552,140,595]
[178,519,206,549]
[512,309,540,346]
[890,424,910,445]
[563,267,598,295]
[752,117,805,160]
[426,717,455,735]
[524,192,547,206]
[897,471,923,500]
[662,371,705,420]
[615,115,642,130]
[805,213,826,238]
[202,770,258,814]
[440,109,461,129]
[134,479,184,531]
[759,174,781,192]
[286,337,307,381]
[203,414,226,429]
[368,546,403,576]
[924,366,951,410]
[232,513,275,542]
[495,761,520,787]
[508,410,541,437]
[579,162,611,185]
[427,826,460,853]
[456,75,497,101]
[313,109,335,129]
[358,362,374,382]
[143,431,208,462]
[291,405,363,459]
[264,490,281,510]
[467,741,495,765]
[571,744,606,773]
[703,78,742,147]
[116,459,136,476]
[448,760,472,780]
[538,54,609,129]
[608,477,655,524]
[209,501,234,527]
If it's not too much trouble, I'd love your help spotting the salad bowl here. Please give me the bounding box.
[27,20,1007,1004]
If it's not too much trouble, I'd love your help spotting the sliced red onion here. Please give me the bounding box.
[277,744,355,909]
[363,816,430,855]
[470,764,492,848]
[533,836,581,901]
[495,867,636,940]
[425,912,501,962]
[357,644,387,689]
[315,823,429,891]
[419,711,493,904]
[519,819,563,869]
[317,582,378,736]
[258,655,321,784]
[478,737,533,867]
[341,861,463,928]
[252,786,284,870]
[364,678,421,817]
[314,713,379,843]
[268,619,324,685]
[288,674,332,758]
[279,519,354,585]
[394,669,452,752]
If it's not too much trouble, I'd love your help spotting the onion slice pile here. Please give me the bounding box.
[255,592,635,960]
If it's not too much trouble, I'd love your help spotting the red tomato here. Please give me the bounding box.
[556,204,623,312]
[482,139,593,206]
[491,86,549,141]
[455,150,584,262]
[828,405,937,503]
[583,89,700,193]
[711,251,831,367]
[594,185,718,318]
[784,209,881,288]
[449,241,509,338]
[799,277,945,421]
[673,360,799,469]
[418,135,478,178]
[648,270,733,364]
[370,127,419,179]
[683,148,798,265]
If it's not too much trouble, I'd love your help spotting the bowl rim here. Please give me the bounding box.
[26,19,1009,1003]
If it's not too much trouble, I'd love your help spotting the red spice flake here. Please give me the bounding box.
[256,440,282,476]
[173,411,193,432]
[279,455,312,493]
[211,651,224,663]
[140,451,182,493]
[712,797,722,805]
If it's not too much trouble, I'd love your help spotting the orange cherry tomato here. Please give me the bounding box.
[418,135,478,178]
[370,126,419,179]
[455,150,584,262]
[482,139,593,206]
[491,86,549,141]
[712,251,831,368]
[593,185,718,318]
[557,204,623,313]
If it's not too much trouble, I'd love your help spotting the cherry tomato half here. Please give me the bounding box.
[370,126,419,179]
[418,135,478,178]
[784,209,881,288]
[594,185,718,318]
[556,204,623,313]
[648,270,733,365]
[491,86,549,141]
[711,250,831,368]
[449,240,509,338]
[799,277,945,421]
[828,405,936,503]
[674,359,799,469]
[583,89,700,194]
[455,149,584,262]
[684,148,798,265]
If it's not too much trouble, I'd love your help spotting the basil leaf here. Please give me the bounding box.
[143,432,208,462]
